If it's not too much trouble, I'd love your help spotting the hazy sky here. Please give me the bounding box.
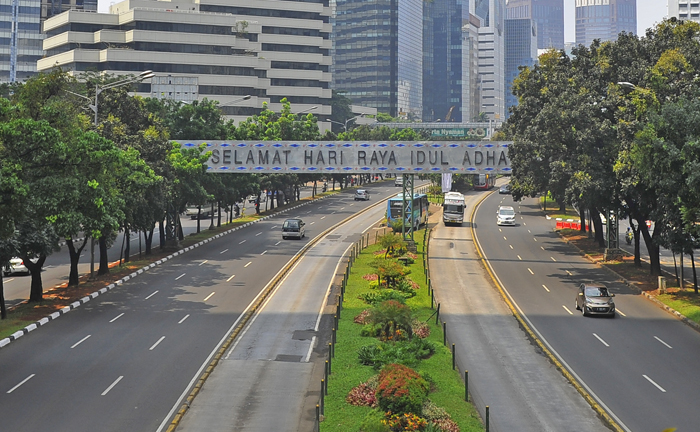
[98,0,670,42]
[564,0,669,43]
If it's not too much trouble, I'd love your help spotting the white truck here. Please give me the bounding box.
[442,192,466,225]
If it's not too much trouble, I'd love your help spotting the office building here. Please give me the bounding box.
[669,1,700,23]
[462,13,482,122]
[333,0,422,120]
[423,0,471,123]
[39,0,332,125]
[473,0,507,123]
[575,0,636,47]
[0,0,43,83]
[505,0,563,50]
[504,17,536,118]
[42,0,96,20]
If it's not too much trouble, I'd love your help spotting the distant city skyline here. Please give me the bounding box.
[564,0,667,43]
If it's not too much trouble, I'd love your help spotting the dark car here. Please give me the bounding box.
[499,184,512,194]
[575,283,615,317]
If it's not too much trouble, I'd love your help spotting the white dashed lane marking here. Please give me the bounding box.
[145,291,159,300]
[149,336,165,351]
[542,285,550,292]
[101,376,123,396]
[219,249,228,254]
[178,315,190,324]
[593,333,609,347]
[7,375,35,394]
[654,336,673,349]
[643,375,666,392]
[109,313,124,323]
[239,240,246,245]
[70,335,91,349]
[175,273,185,281]
[244,262,252,268]
[527,268,534,275]
[562,305,573,315]
[203,292,215,302]
[199,260,208,266]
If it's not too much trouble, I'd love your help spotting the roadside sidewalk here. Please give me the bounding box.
[427,200,609,432]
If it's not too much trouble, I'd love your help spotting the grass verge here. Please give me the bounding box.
[323,229,483,431]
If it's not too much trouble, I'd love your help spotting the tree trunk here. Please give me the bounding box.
[638,220,661,276]
[24,254,46,302]
[680,252,684,289]
[672,252,679,285]
[145,226,154,255]
[0,275,6,319]
[66,237,88,286]
[692,250,698,294]
[177,213,184,241]
[209,202,215,230]
[578,204,586,233]
[159,219,165,249]
[217,202,222,227]
[590,207,605,247]
[124,228,131,263]
[98,236,109,275]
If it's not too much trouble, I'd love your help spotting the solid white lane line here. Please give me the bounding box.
[616,309,626,317]
[220,249,228,254]
[517,255,522,260]
[527,268,534,275]
[7,374,35,393]
[244,262,252,268]
[654,336,673,349]
[71,335,91,349]
[175,273,186,280]
[543,284,550,292]
[178,315,190,324]
[551,257,557,262]
[593,333,610,347]
[274,241,281,246]
[226,274,235,282]
[149,336,165,351]
[643,375,667,392]
[203,292,215,302]
[109,313,124,323]
[199,260,208,266]
[255,232,262,236]
[239,240,246,245]
[101,376,123,396]
[509,245,513,249]
[562,305,573,315]
[261,250,267,255]
[145,290,159,300]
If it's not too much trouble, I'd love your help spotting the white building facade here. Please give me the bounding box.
[473,0,507,123]
[38,0,332,125]
[669,0,700,22]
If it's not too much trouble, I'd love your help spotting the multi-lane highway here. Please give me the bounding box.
[475,190,700,432]
[0,182,397,432]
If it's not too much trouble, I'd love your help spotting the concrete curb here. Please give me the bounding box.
[556,231,700,334]
[470,193,625,432]
[0,194,336,350]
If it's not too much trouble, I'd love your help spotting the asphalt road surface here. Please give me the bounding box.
[429,189,609,432]
[475,189,700,432]
[0,181,400,432]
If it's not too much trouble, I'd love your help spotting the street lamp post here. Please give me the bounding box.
[329,113,367,133]
[67,70,156,278]
[297,106,319,115]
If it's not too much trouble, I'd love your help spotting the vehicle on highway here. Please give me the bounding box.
[186,206,218,220]
[3,257,30,276]
[474,173,495,190]
[282,218,306,240]
[496,206,516,226]
[575,283,616,317]
[387,193,429,230]
[394,176,404,187]
[354,189,370,201]
[442,191,465,225]
[499,184,512,194]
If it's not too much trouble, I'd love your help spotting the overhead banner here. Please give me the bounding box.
[178,141,511,174]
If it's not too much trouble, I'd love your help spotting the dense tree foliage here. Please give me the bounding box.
[506,18,700,279]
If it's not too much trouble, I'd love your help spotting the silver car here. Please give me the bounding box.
[282,218,306,240]
[496,206,516,226]
[575,283,616,317]
[354,189,370,201]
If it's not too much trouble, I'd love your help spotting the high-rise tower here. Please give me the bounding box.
[575,0,636,47]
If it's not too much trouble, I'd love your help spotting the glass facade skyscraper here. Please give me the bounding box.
[333,0,422,119]
[0,0,43,83]
[505,17,536,118]
[506,0,563,50]
[575,0,636,47]
[423,0,469,122]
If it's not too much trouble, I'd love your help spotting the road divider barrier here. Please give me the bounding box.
[555,218,581,230]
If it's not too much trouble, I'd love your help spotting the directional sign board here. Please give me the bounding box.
[178,141,511,174]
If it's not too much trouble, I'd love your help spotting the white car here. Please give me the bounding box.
[354,189,370,201]
[282,218,306,240]
[497,206,516,226]
[3,257,30,276]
